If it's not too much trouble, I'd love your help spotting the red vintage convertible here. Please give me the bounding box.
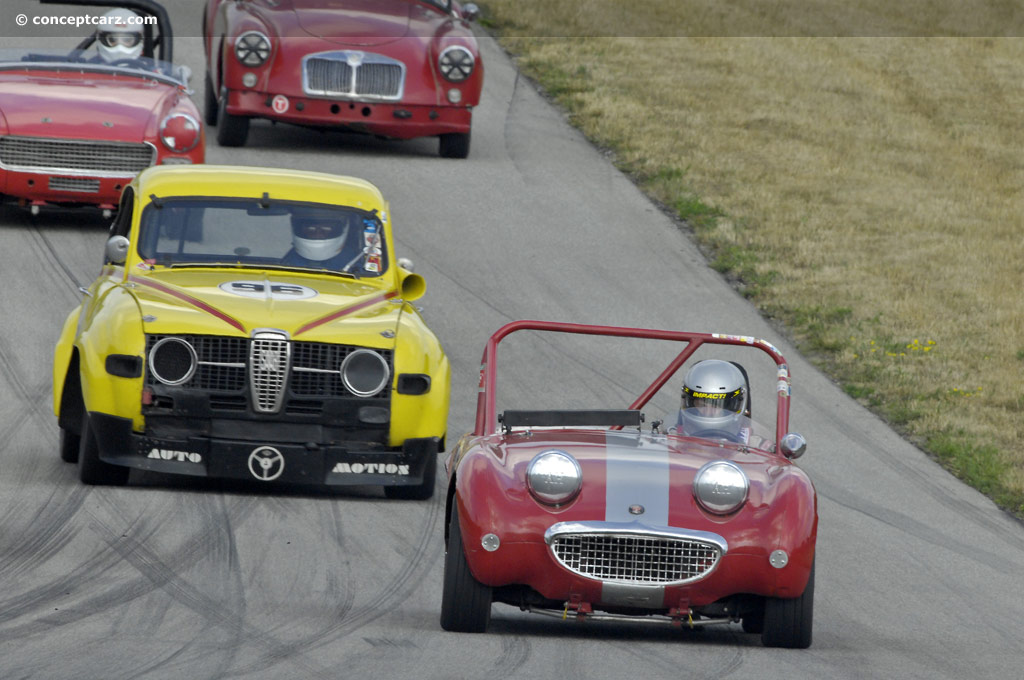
[0,0,204,215]
[202,0,483,158]
[441,321,818,648]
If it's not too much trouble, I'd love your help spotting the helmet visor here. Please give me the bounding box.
[682,386,744,415]
[100,32,142,48]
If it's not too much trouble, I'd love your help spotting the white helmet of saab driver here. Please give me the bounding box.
[679,359,747,435]
[291,212,350,262]
[98,9,144,63]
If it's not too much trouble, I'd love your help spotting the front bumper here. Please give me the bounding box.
[227,89,472,139]
[89,412,437,488]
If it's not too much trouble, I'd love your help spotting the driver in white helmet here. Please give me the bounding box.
[94,8,145,64]
[281,211,355,271]
[674,359,751,443]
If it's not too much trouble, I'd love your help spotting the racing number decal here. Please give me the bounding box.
[219,281,317,300]
[248,446,285,481]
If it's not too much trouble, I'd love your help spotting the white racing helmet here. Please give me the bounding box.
[98,9,144,63]
[291,213,349,262]
[679,359,747,436]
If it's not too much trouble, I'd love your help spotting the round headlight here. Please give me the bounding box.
[693,460,749,515]
[340,349,390,397]
[235,31,271,67]
[149,337,197,386]
[527,450,582,506]
[159,113,201,153]
[438,45,475,83]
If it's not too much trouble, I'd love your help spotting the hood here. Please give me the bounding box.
[0,72,175,142]
[286,0,445,46]
[126,269,401,346]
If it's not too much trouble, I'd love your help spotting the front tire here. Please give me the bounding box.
[439,132,470,159]
[761,561,814,648]
[203,71,218,126]
[59,427,80,464]
[216,88,250,147]
[440,504,492,632]
[78,416,130,486]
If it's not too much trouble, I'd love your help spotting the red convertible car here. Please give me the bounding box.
[202,0,483,158]
[441,321,817,648]
[0,0,204,215]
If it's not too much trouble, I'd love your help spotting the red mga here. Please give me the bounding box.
[202,0,483,158]
[441,321,818,648]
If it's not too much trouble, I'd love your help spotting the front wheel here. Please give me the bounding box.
[203,71,218,127]
[59,427,80,464]
[440,504,492,632]
[761,561,814,648]
[216,88,250,147]
[439,132,470,159]
[78,416,130,486]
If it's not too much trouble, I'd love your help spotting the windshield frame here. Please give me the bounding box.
[0,49,187,88]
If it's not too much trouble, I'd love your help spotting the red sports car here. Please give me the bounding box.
[0,0,204,215]
[202,0,483,158]
[441,321,818,648]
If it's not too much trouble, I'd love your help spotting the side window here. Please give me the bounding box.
[110,187,134,238]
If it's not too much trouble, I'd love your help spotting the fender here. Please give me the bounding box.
[52,305,82,418]
[388,303,450,447]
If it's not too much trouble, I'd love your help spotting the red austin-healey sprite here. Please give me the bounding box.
[441,321,818,648]
[0,0,204,215]
[202,0,483,158]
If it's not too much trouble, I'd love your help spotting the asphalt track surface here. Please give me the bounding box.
[2,2,1023,678]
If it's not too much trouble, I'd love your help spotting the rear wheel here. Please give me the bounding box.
[78,416,130,486]
[439,132,470,159]
[761,561,814,648]
[216,88,250,147]
[203,71,218,126]
[384,442,437,500]
[59,427,80,464]
[440,505,492,632]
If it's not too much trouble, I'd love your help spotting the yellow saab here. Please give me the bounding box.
[53,165,450,499]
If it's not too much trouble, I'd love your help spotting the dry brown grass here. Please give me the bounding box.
[478,4,1024,514]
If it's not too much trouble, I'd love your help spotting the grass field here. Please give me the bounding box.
[476,2,1024,517]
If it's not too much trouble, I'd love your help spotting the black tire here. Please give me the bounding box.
[78,416,130,486]
[59,427,80,464]
[203,71,218,127]
[439,132,470,159]
[384,443,437,500]
[761,561,814,648]
[440,504,492,632]
[741,603,765,634]
[216,88,249,147]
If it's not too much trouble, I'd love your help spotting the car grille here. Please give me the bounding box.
[303,52,405,100]
[0,135,155,175]
[144,334,393,413]
[49,176,100,193]
[549,533,721,585]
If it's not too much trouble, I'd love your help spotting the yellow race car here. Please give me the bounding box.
[53,165,450,499]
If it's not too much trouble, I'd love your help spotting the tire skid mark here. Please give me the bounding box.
[490,635,531,676]
[0,482,90,582]
[27,221,87,300]
[608,635,746,680]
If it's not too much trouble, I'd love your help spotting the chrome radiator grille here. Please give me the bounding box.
[0,135,155,175]
[49,176,100,193]
[550,533,721,585]
[144,334,394,412]
[303,52,404,100]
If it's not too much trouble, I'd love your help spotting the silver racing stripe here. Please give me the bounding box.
[602,433,669,607]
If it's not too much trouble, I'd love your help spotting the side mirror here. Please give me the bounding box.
[780,432,807,459]
[177,64,192,84]
[397,257,414,273]
[105,235,130,265]
[462,3,480,21]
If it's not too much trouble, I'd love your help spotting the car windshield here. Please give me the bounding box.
[0,48,187,87]
[136,198,388,278]
[668,408,775,452]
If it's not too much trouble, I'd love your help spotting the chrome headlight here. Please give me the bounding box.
[438,45,475,82]
[235,31,271,67]
[149,337,197,386]
[527,450,582,506]
[693,460,749,515]
[159,113,201,153]
[340,349,390,397]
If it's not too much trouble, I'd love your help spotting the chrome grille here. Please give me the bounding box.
[250,333,290,413]
[303,51,405,100]
[550,533,721,585]
[49,176,100,193]
[0,135,155,175]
